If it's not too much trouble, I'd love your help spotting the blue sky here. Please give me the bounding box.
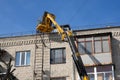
[0,0,120,34]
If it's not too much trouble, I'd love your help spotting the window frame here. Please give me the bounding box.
[85,37,93,54]
[85,65,115,80]
[77,33,111,55]
[50,48,66,64]
[94,36,102,53]
[102,36,110,53]
[15,50,31,67]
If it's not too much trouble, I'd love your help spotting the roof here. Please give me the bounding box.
[73,26,120,32]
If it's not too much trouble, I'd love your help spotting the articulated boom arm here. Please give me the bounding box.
[36,12,72,41]
[36,12,89,80]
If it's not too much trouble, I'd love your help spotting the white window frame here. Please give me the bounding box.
[15,51,30,66]
[78,65,115,80]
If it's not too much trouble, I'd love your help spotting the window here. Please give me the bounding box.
[78,42,85,54]
[78,35,110,54]
[50,77,66,80]
[85,65,114,80]
[94,36,110,53]
[78,37,93,54]
[15,51,30,66]
[102,40,109,52]
[88,74,94,80]
[50,48,66,64]
[94,37,102,53]
[86,41,92,54]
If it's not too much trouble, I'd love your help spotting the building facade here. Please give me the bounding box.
[0,26,120,80]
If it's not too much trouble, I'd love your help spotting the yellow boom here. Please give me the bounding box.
[36,12,89,80]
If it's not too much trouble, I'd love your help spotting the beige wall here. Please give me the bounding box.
[0,27,120,80]
[0,36,36,80]
[50,41,74,80]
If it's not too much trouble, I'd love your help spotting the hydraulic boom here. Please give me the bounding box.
[36,12,89,80]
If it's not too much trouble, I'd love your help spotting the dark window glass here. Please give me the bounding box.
[62,49,66,63]
[86,41,92,54]
[78,42,85,54]
[50,50,55,64]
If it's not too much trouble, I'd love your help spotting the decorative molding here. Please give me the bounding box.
[0,37,62,47]
[0,39,42,47]
[112,31,120,36]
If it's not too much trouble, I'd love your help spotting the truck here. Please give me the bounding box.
[36,12,89,80]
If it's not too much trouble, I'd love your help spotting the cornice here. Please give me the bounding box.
[0,37,62,47]
[0,39,44,47]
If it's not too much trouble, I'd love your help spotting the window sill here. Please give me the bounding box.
[15,65,30,67]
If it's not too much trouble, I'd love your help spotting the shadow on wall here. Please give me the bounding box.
[111,38,120,68]
[48,33,63,43]
[112,37,120,57]
[48,32,102,65]
[36,32,63,49]
[111,37,120,80]
[77,41,102,65]
[38,25,102,65]
[43,70,50,80]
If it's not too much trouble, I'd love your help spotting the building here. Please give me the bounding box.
[0,26,120,80]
